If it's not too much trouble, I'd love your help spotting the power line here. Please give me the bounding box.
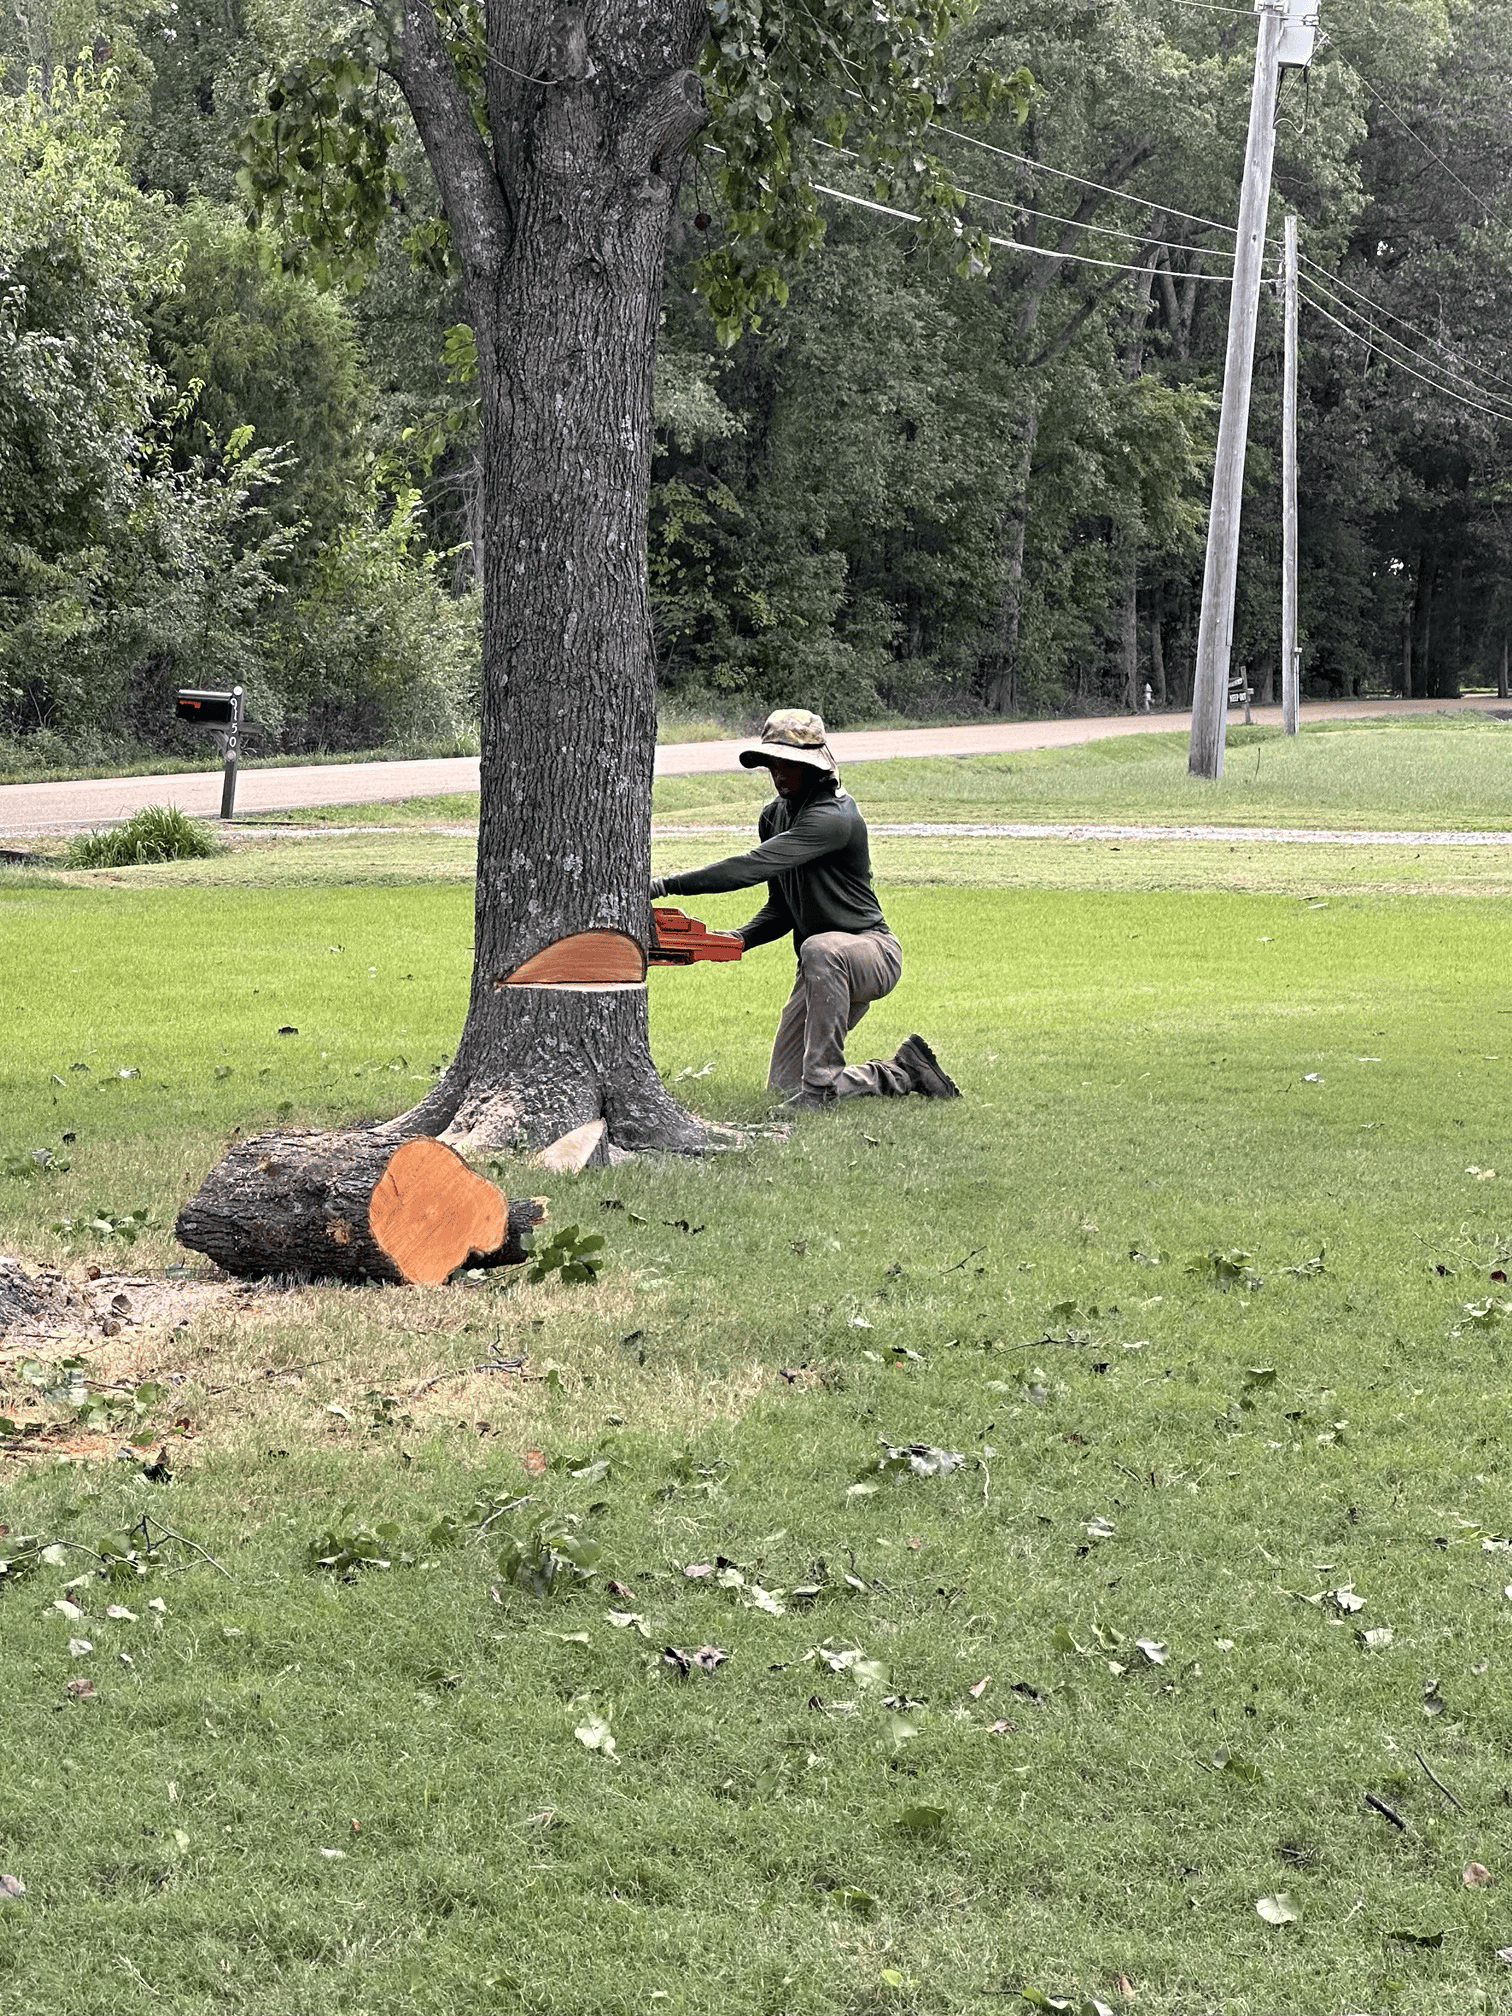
[1299,249,1512,394]
[813,139,1237,266]
[811,178,1237,279]
[1160,0,1262,15]
[1298,260,1512,405]
[1299,284,1512,422]
[932,121,1248,241]
[1330,49,1496,220]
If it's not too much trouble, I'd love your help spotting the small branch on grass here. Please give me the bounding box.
[1365,1792,1407,1831]
[940,1247,986,1275]
[1415,1749,1466,1812]
[411,1356,525,1396]
[136,1513,230,1580]
[472,1495,533,1543]
[1112,1462,1147,1488]
[978,1455,991,1508]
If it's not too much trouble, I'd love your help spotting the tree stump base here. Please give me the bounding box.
[176,1133,546,1286]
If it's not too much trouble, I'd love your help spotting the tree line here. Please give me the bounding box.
[3,0,1509,764]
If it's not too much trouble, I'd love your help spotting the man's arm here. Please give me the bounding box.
[735,885,794,949]
[655,797,848,898]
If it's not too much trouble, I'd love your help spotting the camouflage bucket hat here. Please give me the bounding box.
[739,708,838,775]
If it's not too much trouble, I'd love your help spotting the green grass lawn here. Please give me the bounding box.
[229,715,1512,838]
[4,778,1512,2014]
[651,715,1512,832]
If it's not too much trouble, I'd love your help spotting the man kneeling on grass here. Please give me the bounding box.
[649,708,961,1111]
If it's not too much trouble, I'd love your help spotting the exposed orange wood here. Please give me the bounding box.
[369,1137,508,1285]
[501,931,647,987]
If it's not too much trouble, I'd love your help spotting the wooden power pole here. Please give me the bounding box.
[1281,212,1300,735]
[1189,0,1315,779]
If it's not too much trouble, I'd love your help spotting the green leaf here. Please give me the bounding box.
[896,1802,949,1832]
[837,1885,877,1917]
[1213,1748,1265,1785]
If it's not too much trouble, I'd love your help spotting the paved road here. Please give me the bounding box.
[1,695,1506,837]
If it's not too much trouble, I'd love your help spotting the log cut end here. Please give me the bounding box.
[175,1129,548,1287]
[369,1137,508,1285]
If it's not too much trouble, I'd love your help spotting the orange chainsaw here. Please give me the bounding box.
[648,905,744,967]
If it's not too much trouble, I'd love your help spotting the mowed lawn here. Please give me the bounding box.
[4,767,1512,2013]
[226,713,1512,834]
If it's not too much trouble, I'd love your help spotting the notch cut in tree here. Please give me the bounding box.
[176,1134,545,1285]
[235,3,1027,1158]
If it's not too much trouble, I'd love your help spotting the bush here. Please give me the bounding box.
[65,804,225,868]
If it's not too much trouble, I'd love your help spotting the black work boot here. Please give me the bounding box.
[783,1086,837,1112]
[894,1034,961,1099]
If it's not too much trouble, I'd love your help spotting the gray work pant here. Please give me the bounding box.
[768,929,909,1099]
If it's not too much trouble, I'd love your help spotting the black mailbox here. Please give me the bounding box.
[176,688,238,726]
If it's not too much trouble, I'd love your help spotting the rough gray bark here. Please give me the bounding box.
[381,2,709,1154]
[176,1132,543,1284]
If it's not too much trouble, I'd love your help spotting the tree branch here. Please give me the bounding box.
[617,67,707,180]
[1028,256,1154,369]
[386,0,511,304]
[1016,141,1157,337]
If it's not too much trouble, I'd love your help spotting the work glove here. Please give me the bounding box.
[649,878,667,899]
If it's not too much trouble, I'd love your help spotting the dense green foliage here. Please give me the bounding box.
[1,0,1510,762]
[0,39,478,762]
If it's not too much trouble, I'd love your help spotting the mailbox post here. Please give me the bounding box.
[175,686,244,819]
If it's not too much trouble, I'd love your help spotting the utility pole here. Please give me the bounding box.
[1189,0,1316,779]
[1281,212,1300,735]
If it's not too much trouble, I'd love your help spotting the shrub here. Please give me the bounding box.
[65,804,225,868]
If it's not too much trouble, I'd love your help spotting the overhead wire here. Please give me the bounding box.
[810,178,1236,278]
[1299,285,1512,422]
[1298,262,1512,405]
[1159,0,1263,15]
[1328,48,1496,220]
[931,120,1248,240]
[812,139,1237,266]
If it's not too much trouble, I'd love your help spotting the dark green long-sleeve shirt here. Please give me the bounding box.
[658,780,889,951]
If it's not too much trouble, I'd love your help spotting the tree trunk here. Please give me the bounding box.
[986,405,1038,715]
[1402,591,1413,698]
[1120,556,1139,710]
[176,1132,545,1284]
[1257,654,1274,705]
[1501,635,1508,699]
[386,3,709,1155]
[1418,562,1435,697]
[1149,586,1167,705]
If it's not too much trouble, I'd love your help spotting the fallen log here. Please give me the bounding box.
[175,1133,545,1286]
